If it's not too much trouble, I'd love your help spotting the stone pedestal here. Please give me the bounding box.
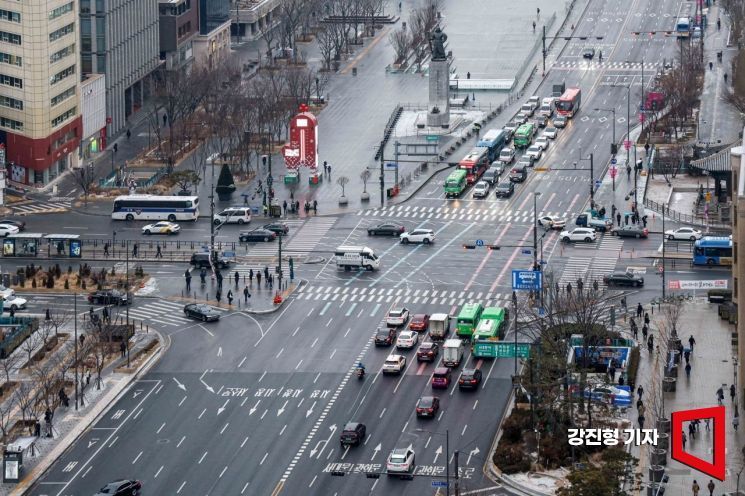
[427,59,450,128]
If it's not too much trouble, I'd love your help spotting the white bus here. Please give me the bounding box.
[111,195,200,221]
[334,245,380,271]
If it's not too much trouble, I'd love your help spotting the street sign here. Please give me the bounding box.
[595,179,602,189]
[610,167,617,179]
[624,140,632,150]
[431,481,448,488]
[610,158,617,165]
[494,342,531,358]
[385,163,398,168]
[521,249,532,255]
[668,280,728,290]
[476,239,484,246]
[426,135,440,142]
[639,113,646,123]
[512,270,542,291]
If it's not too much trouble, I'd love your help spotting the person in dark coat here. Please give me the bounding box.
[636,303,643,318]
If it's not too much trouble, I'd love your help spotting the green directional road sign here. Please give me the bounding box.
[426,135,440,142]
[494,343,531,358]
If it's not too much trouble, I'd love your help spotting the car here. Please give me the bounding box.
[553,115,568,128]
[539,215,566,229]
[520,103,535,117]
[582,385,632,406]
[409,314,430,332]
[213,207,252,225]
[533,114,548,128]
[368,222,406,236]
[432,367,452,389]
[387,447,415,475]
[0,219,25,231]
[339,422,366,446]
[535,136,549,150]
[386,308,410,326]
[400,229,434,245]
[543,127,558,139]
[472,181,490,199]
[2,295,26,311]
[0,224,19,237]
[190,252,231,269]
[382,354,406,375]
[528,95,541,107]
[494,181,515,198]
[239,228,277,242]
[141,221,180,235]
[0,285,14,299]
[526,145,543,160]
[509,166,528,183]
[519,154,535,167]
[94,479,143,496]
[576,213,612,232]
[503,121,519,136]
[539,103,554,117]
[515,111,530,124]
[611,225,649,238]
[458,368,483,390]
[483,164,504,185]
[665,227,703,241]
[88,289,131,306]
[263,222,290,236]
[498,147,515,164]
[560,228,597,243]
[416,341,439,362]
[375,327,397,346]
[415,396,440,418]
[396,330,419,349]
[604,270,645,287]
[583,47,596,59]
[183,303,220,322]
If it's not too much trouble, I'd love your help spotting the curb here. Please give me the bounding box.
[242,279,307,315]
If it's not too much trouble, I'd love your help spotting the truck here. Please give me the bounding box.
[334,245,380,271]
[442,339,464,367]
[429,313,450,340]
[575,213,612,232]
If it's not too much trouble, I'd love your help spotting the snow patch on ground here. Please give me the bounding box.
[135,278,158,296]
[508,468,569,494]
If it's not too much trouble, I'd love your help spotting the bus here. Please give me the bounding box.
[513,123,535,148]
[458,147,490,185]
[556,87,581,118]
[477,129,508,162]
[111,195,200,221]
[444,169,468,198]
[481,306,508,333]
[456,302,484,339]
[693,236,732,266]
[676,17,691,37]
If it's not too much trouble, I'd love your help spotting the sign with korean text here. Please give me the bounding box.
[667,280,727,290]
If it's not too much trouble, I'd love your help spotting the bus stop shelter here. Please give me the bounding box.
[44,234,82,258]
[2,233,43,257]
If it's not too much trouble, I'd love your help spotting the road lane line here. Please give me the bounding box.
[220,422,229,434]
[326,317,333,326]
[369,303,381,317]
[154,466,164,478]
[254,298,295,347]
[156,422,166,434]
[198,451,208,464]
[242,482,250,494]
[292,326,300,336]
[464,223,512,291]
[198,408,206,419]
[178,396,186,407]
[238,356,247,368]
[344,327,351,337]
[296,359,304,370]
[276,348,284,358]
[81,466,92,479]
[379,407,386,418]
[319,302,331,316]
[177,435,186,447]
[219,465,228,478]
[132,451,142,464]
[261,452,269,465]
[241,436,249,448]
[491,225,534,292]
[345,302,357,316]
[177,481,186,493]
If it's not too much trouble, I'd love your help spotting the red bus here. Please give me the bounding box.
[556,87,581,117]
[458,147,490,185]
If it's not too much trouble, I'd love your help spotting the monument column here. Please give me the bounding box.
[427,27,450,129]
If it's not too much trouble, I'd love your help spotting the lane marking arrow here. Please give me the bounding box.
[277,400,288,416]
[309,424,337,458]
[217,399,229,415]
[172,377,186,391]
[88,438,99,448]
[249,400,260,415]
[217,347,223,357]
[371,443,381,461]
[132,389,143,398]
[433,445,443,464]
[305,400,316,418]
[199,370,215,393]
[467,447,480,465]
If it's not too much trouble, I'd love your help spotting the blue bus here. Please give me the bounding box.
[693,236,732,266]
[676,17,691,38]
[477,129,507,162]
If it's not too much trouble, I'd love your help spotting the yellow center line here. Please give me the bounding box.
[340,27,392,75]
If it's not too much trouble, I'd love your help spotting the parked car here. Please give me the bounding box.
[94,479,142,496]
[665,227,703,241]
[409,314,430,332]
[458,368,483,390]
[415,396,440,418]
[88,289,131,306]
[339,422,366,447]
[142,221,180,235]
[494,181,515,198]
[375,328,397,346]
[368,222,406,236]
[386,308,410,326]
[560,228,597,243]
[526,145,543,161]
[543,127,558,139]
[583,47,596,59]
[472,181,490,199]
[239,229,277,242]
[400,229,435,245]
[553,115,568,128]
[263,222,290,236]
[183,303,220,322]
[539,215,566,229]
[603,269,644,287]
[382,354,406,375]
[416,342,439,362]
[611,225,649,238]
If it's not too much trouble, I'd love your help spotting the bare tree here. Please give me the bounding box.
[360,169,371,193]
[46,308,71,340]
[90,330,113,390]
[170,170,202,193]
[0,399,13,442]
[72,166,97,206]
[13,380,36,433]
[337,175,350,197]
[278,0,305,62]
[389,26,411,63]
[32,360,59,432]
[361,0,385,36]
[0,354,20,383]
[37,320,55,352]
[20,333,41,369]
[262,22,279,63]
[316,27,336,70]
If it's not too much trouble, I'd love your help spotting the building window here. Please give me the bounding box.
[96,17,105,50]
[80,0,90,14]
[50,65,75,85]
[0,73,21,88]
[51,86,75,106]
[0,51,20,66]
[49,23,74,42]
[96,54,106,73]
[49,2,73,19]
[0,31,20,45]
[0,9,20,23]
[50,43,75,64]
[51,107,76,128]
[0,95,21,110]
[95,0,104,12]
[0,116,22,131]
[81,54,92,73]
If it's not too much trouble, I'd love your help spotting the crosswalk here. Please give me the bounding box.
[555,60,661,70]
[12,199,71,215]
[242,220,306,258]
[358,204,568,224]
[558,235,623,288]
[126,299,218,327]
[241,217,337,258]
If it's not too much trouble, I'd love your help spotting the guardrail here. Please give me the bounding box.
[643,198,730,230]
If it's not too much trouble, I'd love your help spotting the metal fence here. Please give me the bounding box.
[643,198,730,230]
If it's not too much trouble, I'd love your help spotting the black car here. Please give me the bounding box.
[603,270,644,287]
[368,222,405,236]
[495,182,515,198]
[190,252,231,269]
[263,222,290,236]
[239,229,277,242]
[375,328,396,346]
[533,115,548,128]
[183,303,221,322]
[611,226,649,238]
[583,48,596,59]
[458,368,483,390]
[415,396,440,418]
[340,422,366,446]
[94,479,142,496]
[88,289,131,306]
[416,341,439,362]
[0,219,25,231]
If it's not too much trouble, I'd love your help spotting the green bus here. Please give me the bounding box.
[444,169,468,198]
[513,123,535,148]
[472,308,507,358]
[456,302,484,338]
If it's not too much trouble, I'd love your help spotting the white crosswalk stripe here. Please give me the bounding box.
[241,220,306,258]
[128,299,224,327]
[295,285,511,308]
[358,204,569,224]
[285,217,337,252]
[598,236,625,252]
[587,257,618,288]
[12,200,70,214]
[558,257,591,287]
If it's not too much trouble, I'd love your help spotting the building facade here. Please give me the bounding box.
[732,136,745,402]
[79,74,106,162]
[159,0,198,72]
[230,0,280,41]
[193,0,231,70]
[0,0,82,185]
[79,0,161,137]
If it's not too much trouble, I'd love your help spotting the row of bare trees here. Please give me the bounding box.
[652,41,703,141]
[313,0,386,70]
[389,0,441,67]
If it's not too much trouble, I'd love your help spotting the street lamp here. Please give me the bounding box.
[593,108,617,154]
[611,83,640,208]
[573,150,595,208]
[533,192,541,272]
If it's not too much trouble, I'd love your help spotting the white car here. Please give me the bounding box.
[396,331,419,349]
[516,111,530,123]
[543,127,558,139]
[3,295,26,311]
[526,145,543,160]
[400,229,435,245]
[472,181,490,199]
[387,447,415,474]
[665,227,703,241]
[528,95,541,107]
[520,103,535,117]
[213,207,252,225]
[560,228,597,243]
[535,136,549,150]
[382,354,407,375]
[0,224,19,237]
[0,285,15,299]
[498,147,515,164]
[386,307,410,326]
[539,215,566,229]
[142,221,181,235]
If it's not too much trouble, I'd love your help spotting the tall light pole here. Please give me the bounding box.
[593,108,617,153]
[416,429,451,496]
[74,293,78,410]
[611,84,631,168]
[533,192,541,271]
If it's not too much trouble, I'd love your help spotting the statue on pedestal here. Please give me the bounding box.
[429,27,448,61]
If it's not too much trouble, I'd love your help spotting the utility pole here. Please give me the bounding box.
[209,150,217,272]
[454,450,460,496]
[379,139,385,207]
[74,293,78,410]
[512,291,518,377]
[277,234,283,287]
[533,193,540,271]
[541,26,546,75]
[126,240,130,368]
[662,213,666,299]
[589,153,594,207]
[446,430,450,496]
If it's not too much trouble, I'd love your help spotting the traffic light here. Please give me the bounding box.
[262,155,268,166]
[113,143,118,153]
[463,244,476,250]
[610,143,618,155]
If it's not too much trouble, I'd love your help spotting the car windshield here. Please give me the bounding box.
[420,343,433,349]
[377,329,390,336]
[418,397,434,407]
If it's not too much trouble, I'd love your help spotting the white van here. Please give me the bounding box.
[213,207,252,225]
[335,245,380,271]
[540,98,555,117]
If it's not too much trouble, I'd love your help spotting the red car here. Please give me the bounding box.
[416,342,439,362]
[431,367,451,389]
[409,314,430,332]
[415,396,440,418]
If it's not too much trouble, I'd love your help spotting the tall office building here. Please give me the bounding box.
[0,0,82,185]
[193,0,231,70]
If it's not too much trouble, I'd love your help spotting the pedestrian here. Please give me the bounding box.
[467,71,471,79]
[269,274,273,289]
[637,303,643,319]
[692,480,700,496]
[707,479,715,496]
[598,50,602,62]
[599,206,606,218]
[126,129,131,139]
[647,335,654,353]
[227,290,233,306]
[102,306,109,323]
[685,362,691,378]
[264,265,269,280]
[313,200,318,213]
[689,335,696,351]
[185,270,192,292]
[644,312,650,326]
[642,324,648,340]
[631,321,638,340]
[734,414,740,431]
[689,422,696,439]
[731,384,736,402]
[283,200,288,216]
[717,387,725,405]
[637,385,644,400]
[717,18,721,30]
[537,7,540,16]
[724,73,728,84]
[163,113,168,127]
[608,364,616,381]
[263,204,268,217]
[636,397,643,410]
[323,161,328,174]
[705,418,710,431]
[256,272,261,287]
[532,20,536,32]
[684,349,690,364]
[216,271,223,290]
[637,403,645,417]
[638,414,645,429]
[215,289,222,303]
[616,212,622,225]
[234,271,240,286]
[682,431,687,449]
[618,375,625,386]
[132,243,138,257]
[624,213,629,225]
[566,282,572,295]
[709,61,713,70]
[104,243,109,257]
[244,286,250,303]
[642,215,648,227]
[295,200,300,213]
[156,245,162,258]
[626,165,632,179]
[120,341,126,358]
[621,296,627,311]
[249,268,254,284]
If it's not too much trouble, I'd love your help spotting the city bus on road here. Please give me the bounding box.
[556,87,582,118]
[458,147,490,185]
[693,236,732,266]
[676,17,691,38]
[477,129,508,162]
[513,123,536,148]
[456,302,484,339]
[471,307,507,358]
[444,169,468,198]
[112,195,200,221]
